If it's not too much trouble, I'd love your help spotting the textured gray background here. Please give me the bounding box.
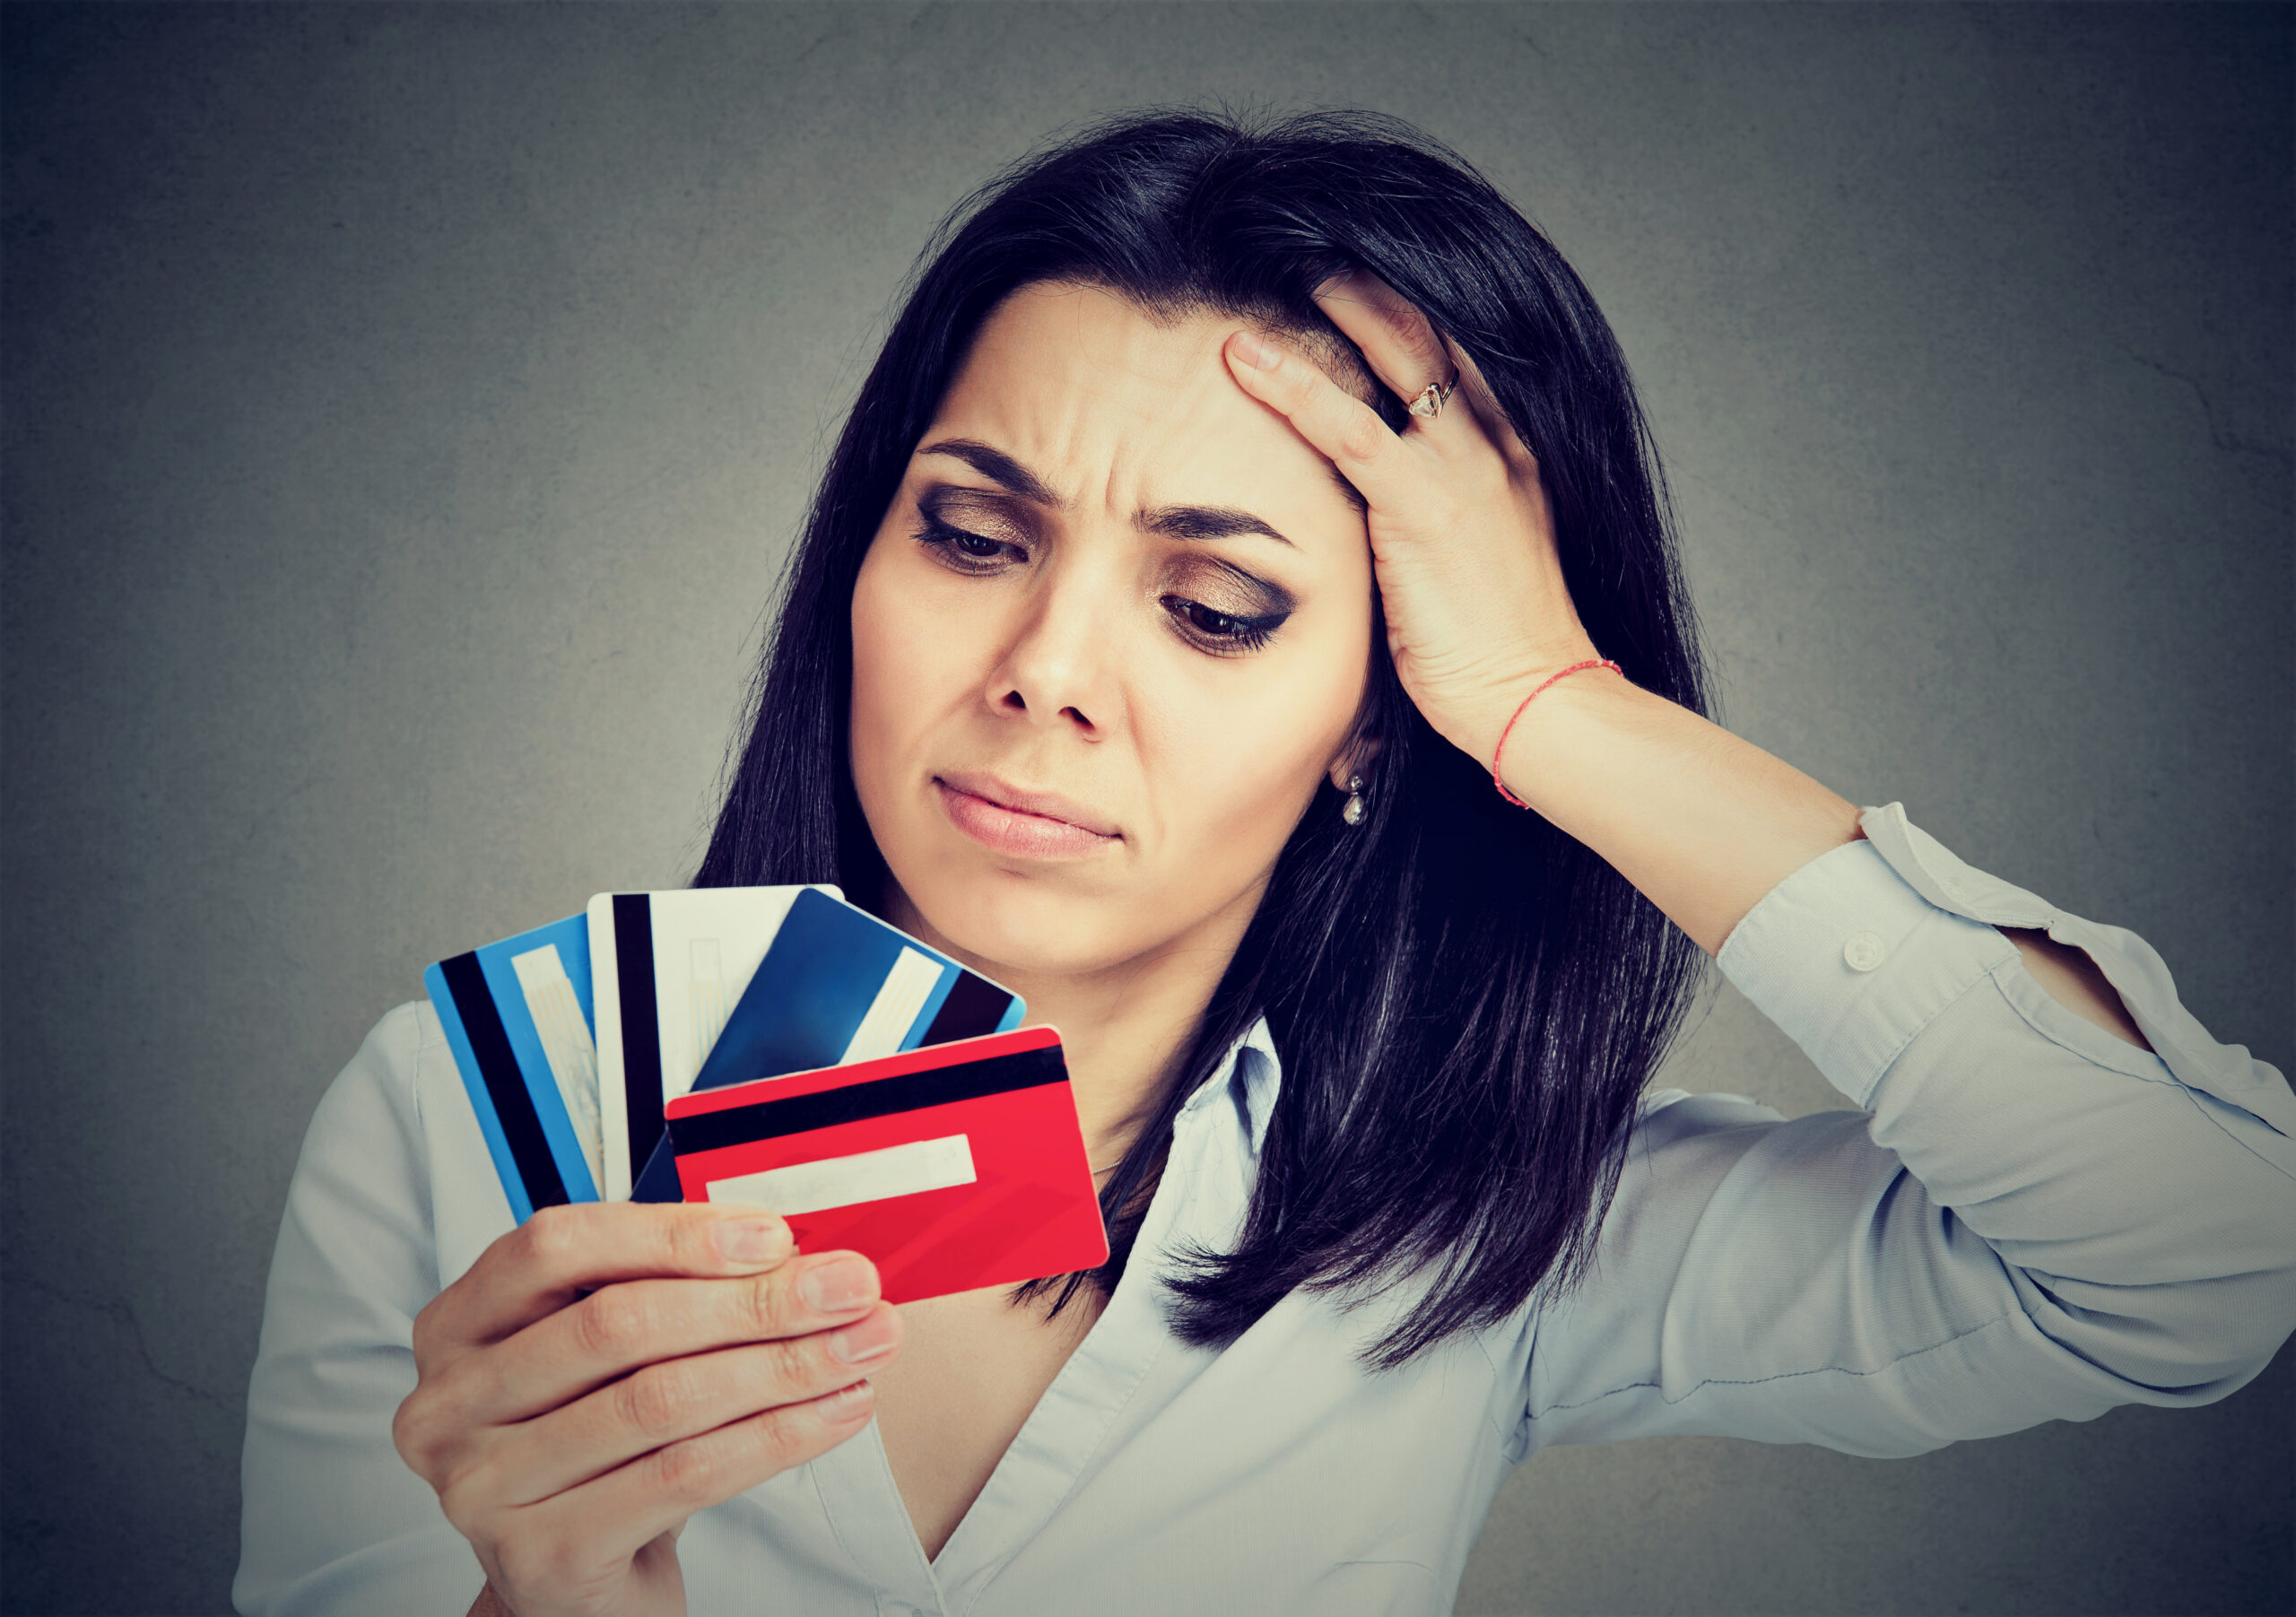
[4,5,2290,1614]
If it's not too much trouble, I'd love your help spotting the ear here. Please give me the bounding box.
[1326,728,1385,792]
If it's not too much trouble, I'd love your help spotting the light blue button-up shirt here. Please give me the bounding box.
[235,804,2296,1616]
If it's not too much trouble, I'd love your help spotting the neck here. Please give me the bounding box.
[879,880,1261,1168]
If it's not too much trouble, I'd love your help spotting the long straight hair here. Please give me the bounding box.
[695,109,1708,1366]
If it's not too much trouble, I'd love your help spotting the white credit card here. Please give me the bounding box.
[587,885,838,1201]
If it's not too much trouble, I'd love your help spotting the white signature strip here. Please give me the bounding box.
[510,943,604,1191]
[839,947,944,1065]
[690,936,729,1066]
[706,1134,976,1217]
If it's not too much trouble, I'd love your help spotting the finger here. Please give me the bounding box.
[1223,330,1419,509]
[459,1303,902,1510]
[491,1380,880,1584]
[1311,271,1456,413]
[1437,333,1539,479]
[1314,273,1523,465]
[417,1201,796,1363]
[422,1249,884,1440]
[496,1250,883,1423]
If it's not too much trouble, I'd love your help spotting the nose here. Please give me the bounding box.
[987,561,1121,740]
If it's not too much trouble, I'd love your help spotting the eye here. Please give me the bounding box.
[1159,594,1285,655]
[914,517,1024,573]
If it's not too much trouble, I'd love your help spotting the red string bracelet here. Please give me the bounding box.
[1491,657,1623,808]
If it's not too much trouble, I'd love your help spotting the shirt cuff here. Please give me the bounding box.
[1717,815,2017,1110]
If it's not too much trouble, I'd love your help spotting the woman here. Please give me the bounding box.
[235,110,2295,1617]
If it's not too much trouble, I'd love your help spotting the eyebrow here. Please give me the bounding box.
[920,439,1063,508]
[919,437,1298,548]
[1135,505,1293,548]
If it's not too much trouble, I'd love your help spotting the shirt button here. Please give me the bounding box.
[1843,931,1887,972]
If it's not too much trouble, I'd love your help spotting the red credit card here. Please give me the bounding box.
[663,1025,1108,1304]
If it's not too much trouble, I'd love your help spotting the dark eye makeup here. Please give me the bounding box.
[1157,595,1286,654]
[908,482,1295,656]
[913,513,1021,569]
[911,485,1031,571]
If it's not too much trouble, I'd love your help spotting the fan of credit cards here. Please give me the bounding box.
[422,885,1109,1302]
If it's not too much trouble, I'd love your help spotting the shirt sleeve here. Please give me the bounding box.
[1512,803,2296,1457]
[233,1003,489,1617]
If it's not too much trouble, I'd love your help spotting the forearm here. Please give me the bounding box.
[1487,671,1860,956]
[1731,833,2296,1381]
[1492,671,2156,1053]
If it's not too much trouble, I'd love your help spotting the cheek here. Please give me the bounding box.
[849,540,981,778]
[848,552,902,795]
[848,545,908,753]
[1133,615,1370,869]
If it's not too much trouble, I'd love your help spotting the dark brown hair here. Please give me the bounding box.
[697,109,1709,1366]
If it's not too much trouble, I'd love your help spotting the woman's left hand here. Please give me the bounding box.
[1222,274,1601,767]
[1225,272,1863,955]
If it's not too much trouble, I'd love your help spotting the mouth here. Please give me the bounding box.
[934,771,1121,860]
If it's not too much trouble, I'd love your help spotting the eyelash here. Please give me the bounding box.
[1157,596,1283,654]
[913,517,1019,573]
[911,517,1289,656]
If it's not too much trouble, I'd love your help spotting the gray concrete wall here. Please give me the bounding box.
[4,5,2287,1613]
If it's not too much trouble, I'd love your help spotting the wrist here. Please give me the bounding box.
[1486,659,1639,812]
[1428,639,1605,761]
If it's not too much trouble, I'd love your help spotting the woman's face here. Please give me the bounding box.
[849,282,1376,981]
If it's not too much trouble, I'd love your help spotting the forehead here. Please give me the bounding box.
[925,283,1364,526]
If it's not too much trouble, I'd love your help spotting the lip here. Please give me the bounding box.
[935,770,1121,860]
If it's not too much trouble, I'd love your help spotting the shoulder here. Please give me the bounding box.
[303,1001,446,1152]
[1595,1087,1886,1265]
[1619,1087,1814,1184]
[290,1000,515,1291]
[284,1004,440,1239]
[303,1002,430,1148]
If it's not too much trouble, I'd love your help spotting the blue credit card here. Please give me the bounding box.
[423,914,604,1223]
[629,888,1025,1202]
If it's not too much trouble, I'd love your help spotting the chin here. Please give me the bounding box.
[904,865,1138,982]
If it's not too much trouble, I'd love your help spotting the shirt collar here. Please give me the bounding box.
[1177,1014,1283,1159]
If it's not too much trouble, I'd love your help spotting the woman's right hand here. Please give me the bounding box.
[392,1201,902,1617]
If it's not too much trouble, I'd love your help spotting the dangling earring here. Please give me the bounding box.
[1342,775,1367,827]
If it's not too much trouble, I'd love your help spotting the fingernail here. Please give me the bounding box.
[798,1256,879,1313]
[814,1379,874,1425]
[1230,329,1280,370]
[828,1308,899,1365]
[711,1218,790,1265]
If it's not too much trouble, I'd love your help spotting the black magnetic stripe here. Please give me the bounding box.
[440,952,569,1210]
[667,1044,1064,1157]
[613,893,664,1187]
[921,970,1014,1047]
